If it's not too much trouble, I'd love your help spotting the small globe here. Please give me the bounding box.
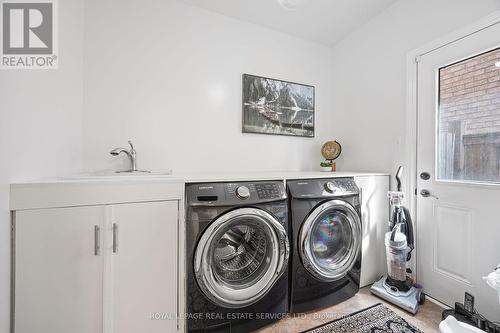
[321,141,341,161]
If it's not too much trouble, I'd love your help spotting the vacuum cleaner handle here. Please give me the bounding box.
[396,166,403,192]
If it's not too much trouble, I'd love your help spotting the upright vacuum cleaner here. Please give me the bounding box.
[370,166,425,314]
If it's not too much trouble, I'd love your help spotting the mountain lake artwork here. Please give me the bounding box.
[242,74,315,137]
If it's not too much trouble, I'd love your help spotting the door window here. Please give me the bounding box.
[310,211,353,270]
[300,200,361,281]
[194,208,288,308]
[438,47,500,183]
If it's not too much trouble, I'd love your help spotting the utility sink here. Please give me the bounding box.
[59,141,175,181]
[60,170,173,180]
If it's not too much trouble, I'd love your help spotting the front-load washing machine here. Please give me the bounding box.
[287,178,362,313]
[185,181,290,333]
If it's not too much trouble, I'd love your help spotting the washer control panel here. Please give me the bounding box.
[255,183,282,199]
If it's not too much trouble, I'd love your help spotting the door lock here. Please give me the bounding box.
[420,189,438,199]
[420,172,430,180]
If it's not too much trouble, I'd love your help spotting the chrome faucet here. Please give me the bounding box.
[110,140,149,173]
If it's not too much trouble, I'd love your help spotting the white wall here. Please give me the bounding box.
[3,0,499,330]
[0,1,84,332]
[331,0,500,175]
[83,0,335,174]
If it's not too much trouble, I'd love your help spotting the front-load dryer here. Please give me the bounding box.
[287,178,362,313]
[186,181,290,333]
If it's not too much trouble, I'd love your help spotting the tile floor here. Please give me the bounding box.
[255,287,444,333]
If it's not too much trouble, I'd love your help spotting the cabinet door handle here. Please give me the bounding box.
[94,225,101,256]
[112,223,118,253]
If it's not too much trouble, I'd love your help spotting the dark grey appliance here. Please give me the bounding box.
[287,178,362,313]
[186,181,290,333]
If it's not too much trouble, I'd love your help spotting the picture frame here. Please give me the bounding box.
[242,74,315,138]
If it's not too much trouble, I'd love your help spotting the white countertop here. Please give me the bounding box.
[10,171,390,210]
[11,170,390,185]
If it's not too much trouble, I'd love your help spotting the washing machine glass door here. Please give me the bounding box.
[299,199,361,282]
[194,207,289,308]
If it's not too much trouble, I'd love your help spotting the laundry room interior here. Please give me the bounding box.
[1,0,500,332]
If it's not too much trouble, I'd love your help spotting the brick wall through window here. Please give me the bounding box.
[438,47,500,182]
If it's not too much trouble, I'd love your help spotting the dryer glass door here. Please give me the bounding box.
[299,200,361,281]
[194,207,289,308]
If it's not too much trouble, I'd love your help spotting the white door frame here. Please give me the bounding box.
[405,10,500,279]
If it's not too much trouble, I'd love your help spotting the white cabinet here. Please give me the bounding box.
[14,206,106,333]
[13,201,180,333]
[355,175,390,287]
[108,201,179,333]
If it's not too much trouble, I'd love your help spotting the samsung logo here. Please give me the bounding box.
[198,186,214,190]
[297,182,309,185]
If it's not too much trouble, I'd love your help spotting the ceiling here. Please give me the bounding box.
[178,0,398,46]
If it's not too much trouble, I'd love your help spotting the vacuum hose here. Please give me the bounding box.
[402,206,414,261]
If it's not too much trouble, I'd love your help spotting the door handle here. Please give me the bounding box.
[112,223,118,254]
[420,189,438,199]
[94,225,101,256]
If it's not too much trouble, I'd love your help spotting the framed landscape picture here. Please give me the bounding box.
[242,74,315,137]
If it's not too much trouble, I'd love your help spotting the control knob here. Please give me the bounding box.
[324,182,337,193]
[236,186,251,199]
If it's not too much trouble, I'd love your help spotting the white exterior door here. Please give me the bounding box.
[109,201,179,333]
[416,22,500,321]
[14,206,105,333]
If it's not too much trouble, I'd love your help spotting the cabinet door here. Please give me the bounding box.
[355,175,389,287]
[14,206,105,333]
[109,201,179,333]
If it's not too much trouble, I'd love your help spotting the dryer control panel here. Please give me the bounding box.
[334,178,359,193]
[287,178,359,199]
